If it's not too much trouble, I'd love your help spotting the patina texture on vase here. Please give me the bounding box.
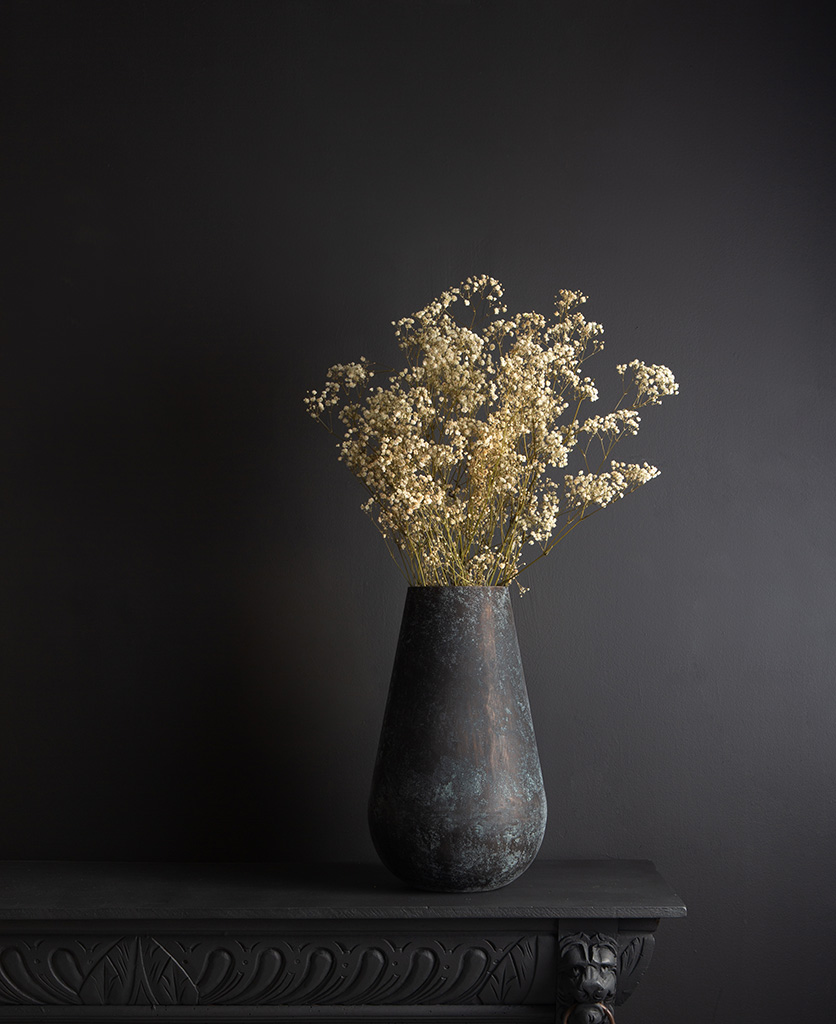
[368,586,547,892]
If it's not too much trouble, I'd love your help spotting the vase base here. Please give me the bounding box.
[374,844,543,894]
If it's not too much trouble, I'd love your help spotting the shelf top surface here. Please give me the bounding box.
[0,860,686,921]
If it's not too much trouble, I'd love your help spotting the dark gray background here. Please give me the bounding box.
[1,1,834,1020]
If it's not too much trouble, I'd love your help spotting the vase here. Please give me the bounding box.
[368,586,547,892]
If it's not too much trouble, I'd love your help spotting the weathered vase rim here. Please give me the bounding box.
[407,584,511,590]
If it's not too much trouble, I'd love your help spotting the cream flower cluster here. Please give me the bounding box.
[565,461,660,509]
[305,276,679,588]
[616,359,680,406]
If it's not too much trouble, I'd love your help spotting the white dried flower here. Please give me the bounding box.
[305,277,679,587]
[617,359,679,405]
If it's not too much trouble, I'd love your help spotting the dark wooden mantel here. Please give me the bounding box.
[0,860,685,1022]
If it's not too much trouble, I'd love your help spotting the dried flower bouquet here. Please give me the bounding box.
[305,275,678,589]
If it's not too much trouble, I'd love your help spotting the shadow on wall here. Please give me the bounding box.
[1,291,378,860]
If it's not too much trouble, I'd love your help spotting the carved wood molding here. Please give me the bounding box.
[556,927,656,1023]
[0,933,555,1008]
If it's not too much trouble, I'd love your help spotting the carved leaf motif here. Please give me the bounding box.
[484,938,536,1004]
[78,938,199,1005]
[195,948,238,1004]
[228,948,285,1006]
[285,946,337,1004]
[140,939,200,1005]
[388,947,438,1004]
[439,946,491,1003]
[0,949,59,1004]
[322,947,388,1004]
[48,949,84,997]
[616,934,654,1005]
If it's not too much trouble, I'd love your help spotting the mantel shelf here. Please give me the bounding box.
[0,860,685,1023]
[0,859,686,921]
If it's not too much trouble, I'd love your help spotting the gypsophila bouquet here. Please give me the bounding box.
[304,276,679,590]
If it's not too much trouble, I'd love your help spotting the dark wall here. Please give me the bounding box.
[2,1,834,1020]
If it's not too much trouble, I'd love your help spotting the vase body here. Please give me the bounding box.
[368,586,547,892]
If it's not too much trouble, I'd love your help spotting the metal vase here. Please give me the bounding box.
[368,586,547,892]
